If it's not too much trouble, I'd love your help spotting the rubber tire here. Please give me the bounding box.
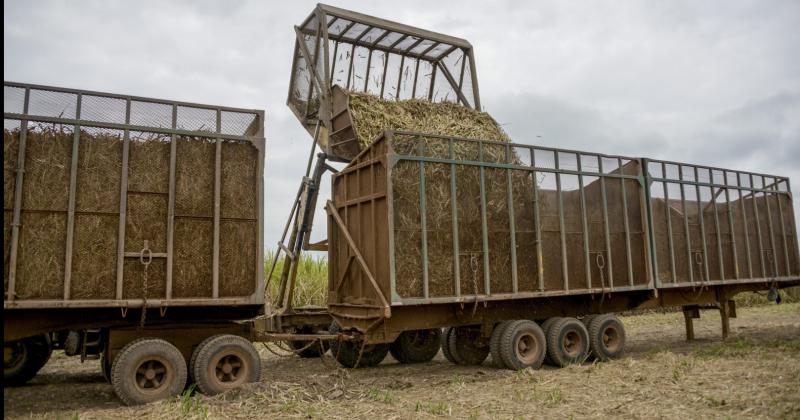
[111,338,187,405]
[587,314,626,361]
[192,334,261,396]
[441,327,459,365]
[389,329,441,364]
[540,317,562,366]
[189,335,219,385]
[490,321,514,368]
[4,334,53,386]
[448,326,489,366]
[546,317,590,367]
[329,322,389,368]
[288,339,330,358]
[499,320,546,370]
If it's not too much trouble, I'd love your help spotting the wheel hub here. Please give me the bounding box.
[135,360,168,390]
[214,355,243,383]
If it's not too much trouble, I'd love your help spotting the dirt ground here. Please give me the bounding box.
[4,303,799,419]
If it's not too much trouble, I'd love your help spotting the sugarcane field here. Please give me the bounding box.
[4,1,800,419]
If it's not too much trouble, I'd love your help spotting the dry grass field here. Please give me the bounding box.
[4,302,799,419]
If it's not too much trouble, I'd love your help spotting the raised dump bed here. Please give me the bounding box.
[288,3,482,161]
[327,130,800,343]
[4,81,266,403]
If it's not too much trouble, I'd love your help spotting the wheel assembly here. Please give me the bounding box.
[540,317,562,365]
[441,327,459,364]
[191,334,261,396]
[389,329,441,364]
[4,334,53,386]
[111,338,187,405]
[490,321,514,368]
[546,317,590,367]
[498,320,546,370]
[329,322,389,368]
[446,326,489,365]
[586,314,626,361]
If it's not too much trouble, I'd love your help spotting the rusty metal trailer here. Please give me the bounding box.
[3,81,268,404]
[275,4,800,371]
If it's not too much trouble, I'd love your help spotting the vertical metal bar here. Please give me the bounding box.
[531,149,544,292]
[411,58,420,98]
[330,41,340,83]
[695,167,710,283]
[662,162,677,283]
[115,99,132,300]
[506,144,518,293]
[762,183,779,277]
[166,105,177,300]
[63,93,81,300]
[642,159,658,288]
[458,50,467,90]
[467,49,481,110]
[556,154,569,291]
[750,174,766,277]
[577,158,591,290]
[317,10,331,92]
[722,171,739,279]
[379,51,390,99]
[212,110,222,299]
[599,158,614,289]
[419,156,429,299]
[479,142,490,295]
[427,64,438,101]
[449,139,461,298]
[737,173,753,278]
[395,55,405,100]
[619,158,634,287]
[710,185,725,280]
[254,123,266,305]
[679,166,693,284]
[363,49,373,93]
[788,178,800,275]
[7,87,31,302]
[386,133,399,302]
[774,184,791,277]
[346,43,357,90]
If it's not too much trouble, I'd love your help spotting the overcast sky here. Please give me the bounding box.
[5,0,799,245]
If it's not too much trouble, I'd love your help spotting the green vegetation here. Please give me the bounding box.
[264,250,328,307]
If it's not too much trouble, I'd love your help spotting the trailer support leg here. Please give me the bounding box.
[682,307,697,341]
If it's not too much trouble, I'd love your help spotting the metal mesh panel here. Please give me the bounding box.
[129,101,173,129]
[125,193,167,252]
[175,136,215,217]
[221,111,256,136]
[81,95,127,124]
[4,86,25,114]
[177,106,216,133]
[75,127,123,213]
[219,219,256,297]
[22,123,73,211]
[128,131,170,193]
[221,140,257,219]
[28,89,77,119]
[328,18,353,36]
[71,214,117,299]
[16,212,67,299]
[123,258,166,299]
[4,119,21,210]
[172,218,213,298]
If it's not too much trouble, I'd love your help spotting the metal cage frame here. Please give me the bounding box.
[3,81,266,310]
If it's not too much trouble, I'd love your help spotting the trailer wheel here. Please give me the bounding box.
[447,326,489,365]
[441,327,459,364]
[546,318,590,367]
[587,314,626,361]
[4,334,52,386]
[111,338,187,405]
[499,320,546,370]
[191,334,261,396]
[389,329,441,364]
[329,323,389,368]
[540,317,562,365]
[490,321,514,368]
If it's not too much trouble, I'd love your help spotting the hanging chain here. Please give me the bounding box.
[470,253,480,315]
[595,251,607,305]
[139,241,152,328]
